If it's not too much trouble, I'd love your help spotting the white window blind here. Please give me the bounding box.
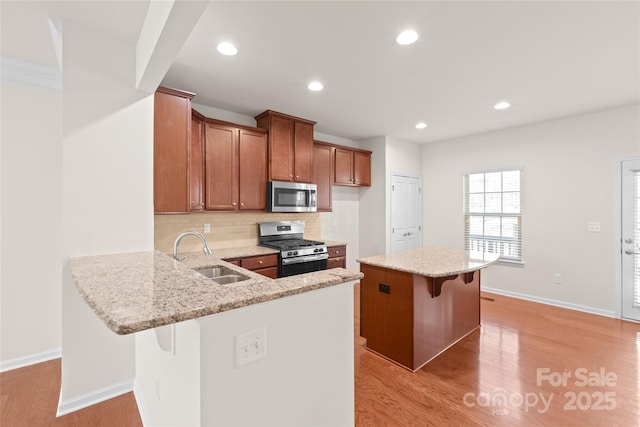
[464,170,522,262]
[633,171,640,308]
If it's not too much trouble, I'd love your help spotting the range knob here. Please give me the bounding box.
[294,251,299,256]
[287,251,293,256]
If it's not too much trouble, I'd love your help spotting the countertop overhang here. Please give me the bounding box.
[357,247,499,278]
[70,250,362,335]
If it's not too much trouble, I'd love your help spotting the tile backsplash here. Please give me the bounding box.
[155,212,321,255]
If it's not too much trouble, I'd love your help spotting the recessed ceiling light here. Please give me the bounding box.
[415,122,428,129]
[216,42,238,56]
[494,101,511,110]
[396,30,419,45]
[307,81,324,91]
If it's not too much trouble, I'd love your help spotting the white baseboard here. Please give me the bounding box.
[0,348,62,373]
[57,379,134,417]
[481,286,617,318]
[133,381,150,427]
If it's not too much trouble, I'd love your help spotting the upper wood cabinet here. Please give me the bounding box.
[190,110,205,212]
[353,151,372,186]
[154,86,195,213]
[204,118,267,211]
[334,147,372,187]
[255,110,316,183]
[238,128,268,210]
[313,142,334,212]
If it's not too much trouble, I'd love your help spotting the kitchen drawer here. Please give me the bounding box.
[241,254,278,270]
[328,245,346,258]
[328,257,346,269]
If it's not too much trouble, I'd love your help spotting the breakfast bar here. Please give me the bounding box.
[70,250,362,426]
[357,247,499,371]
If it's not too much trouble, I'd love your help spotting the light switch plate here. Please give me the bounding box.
[235,327,267,368]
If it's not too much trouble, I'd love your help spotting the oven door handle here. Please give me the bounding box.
[281,253,329,265]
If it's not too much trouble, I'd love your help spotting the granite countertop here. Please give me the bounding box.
[357,247,499,278]
[323,240,347,247]
[71,250,362,335]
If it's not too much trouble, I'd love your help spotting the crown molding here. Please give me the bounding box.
[0,56,61,91]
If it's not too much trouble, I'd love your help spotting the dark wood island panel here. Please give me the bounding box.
[360,263,483,371]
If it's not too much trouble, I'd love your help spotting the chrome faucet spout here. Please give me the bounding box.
[173,231,212,260]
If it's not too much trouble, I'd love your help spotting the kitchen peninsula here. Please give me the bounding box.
[358,247,499,371]
[71,250,362,426]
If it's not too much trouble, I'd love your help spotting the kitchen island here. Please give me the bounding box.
[70,250,362,426]
[357,247,498,371]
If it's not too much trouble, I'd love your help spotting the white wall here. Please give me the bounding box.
[136,283,355,426]
[386,136,423,178]
[358,136,423,258]
[422,105,640,315]
[59,21,154,411]
[192,102,256,127]
[0,79,62,369]
[358,137,387,258]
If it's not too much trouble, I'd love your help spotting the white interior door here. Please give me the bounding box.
[622,159,640,321]
[391,174,422,254]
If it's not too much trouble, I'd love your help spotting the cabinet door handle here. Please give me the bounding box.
[232,202,237,206]
[240,202,244,207]
[289,174,293,178]
[258,260,263,264]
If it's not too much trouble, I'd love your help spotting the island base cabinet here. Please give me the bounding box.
[135,282,356,426]
[360,264,481,371]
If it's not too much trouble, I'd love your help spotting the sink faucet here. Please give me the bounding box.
[173,231,212,260]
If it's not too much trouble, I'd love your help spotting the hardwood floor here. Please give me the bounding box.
[2,289,639,426]
[355,291,640,426]
[0,358,142,427]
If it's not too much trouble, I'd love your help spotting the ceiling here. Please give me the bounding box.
[161,1,640,144]
[2,1,638,145]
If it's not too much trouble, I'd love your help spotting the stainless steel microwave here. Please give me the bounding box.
[267,181,317,212]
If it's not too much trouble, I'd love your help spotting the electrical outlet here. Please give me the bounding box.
[553,273,562,285]
[204,223,211,234]
[235,327,267,368]
[587,222,601,233]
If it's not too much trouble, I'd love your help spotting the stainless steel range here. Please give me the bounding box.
[258,221,328,277]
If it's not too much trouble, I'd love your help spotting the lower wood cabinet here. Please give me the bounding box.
[327,245,347,269]
[223,254,278,279]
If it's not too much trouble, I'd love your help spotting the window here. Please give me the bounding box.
[464,170,522,263]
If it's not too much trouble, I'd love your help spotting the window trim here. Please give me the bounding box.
[463,169,523,264]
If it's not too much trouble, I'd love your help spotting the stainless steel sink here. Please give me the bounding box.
[210,275,247,285]
[194,265,249,284]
